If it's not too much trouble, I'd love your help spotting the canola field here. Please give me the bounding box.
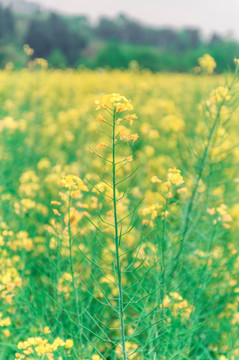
[0,66,239,360]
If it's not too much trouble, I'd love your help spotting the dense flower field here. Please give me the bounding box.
[0,66,238,359]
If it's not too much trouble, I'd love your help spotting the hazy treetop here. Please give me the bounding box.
[26,0,239,38]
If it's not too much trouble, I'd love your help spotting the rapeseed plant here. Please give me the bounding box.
[0,55,238,359]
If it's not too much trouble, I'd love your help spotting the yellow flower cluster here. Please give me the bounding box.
[162,168,187,197]
[167,168,184,186]
[23,44,34,56]
[14,198,36,215]
[0,313,11,327]
[19,170,40,197]
[161,114,185,133]
[29,57,48,69]
[142,203,163,227]
[0,313,11,338]
[207,204,232,228]
[16,336,73,359]
[162,292,195,321]
[6,231,33,252]
[58,175,88,192]
[0,265,22,305]
[198,54,216,74]
[95,93,134,113]
[57,272,73,299]
[210,86,231,104]
[95,93,138,155]
[0,116,19,131]
[142,168,187,226]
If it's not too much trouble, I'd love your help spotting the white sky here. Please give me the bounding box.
[29,0,239,38]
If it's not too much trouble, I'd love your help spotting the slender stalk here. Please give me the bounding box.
[175,75,238,267]
[153,199,167,358]
[170,101,224,276]
[112,109,127,360]
[67,193,83,356]
[160,199,168,322]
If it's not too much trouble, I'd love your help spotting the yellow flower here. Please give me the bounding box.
[97,114,106,123]
[123,134,139,143]
[3,329,10,337]
[43,326,51,334]
[210,86,231,103]
[151,176,162,184]
[32,57,48,69]
[0,316,11,326]
[126,155,133,162]
[198,54,216,74]
[64,339,73,349]
[167,168,184,186]
[37,157,51,170]
[177,187,187,194]
[92,355,102,360]
[53,209,61,216]
[15,353,25,359]
[95,93,133,112]
[125,113,138,125]
[23,44,34,56]
[234,58,239,65]
[51,201,61,206]
[207,208,216,216]
[57,175,88,192]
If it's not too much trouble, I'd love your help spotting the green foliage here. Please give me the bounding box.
[0,4,239,73]
[0,43,25,68]
[88,41,238,73]
[0,6,15,39]
[25,13,87,66]
[48,49,67,69]
[210,40,239,72]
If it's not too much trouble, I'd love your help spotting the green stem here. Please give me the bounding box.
[67,193,83,355]
[112,109,127,360]
[160,199,168,323]
[170,101,224,276]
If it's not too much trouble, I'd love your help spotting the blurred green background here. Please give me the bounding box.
[0,0,239,72]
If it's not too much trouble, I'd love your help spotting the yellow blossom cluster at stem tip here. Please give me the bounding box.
[95,93,139,148]
[210,86,231,104]
[167,168,184,186]
[198,54,216,74]
[95,93,134,112]
[164,168,187,194]
[57,175,88,192]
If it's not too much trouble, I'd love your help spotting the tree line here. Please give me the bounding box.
[0,5,238,72]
